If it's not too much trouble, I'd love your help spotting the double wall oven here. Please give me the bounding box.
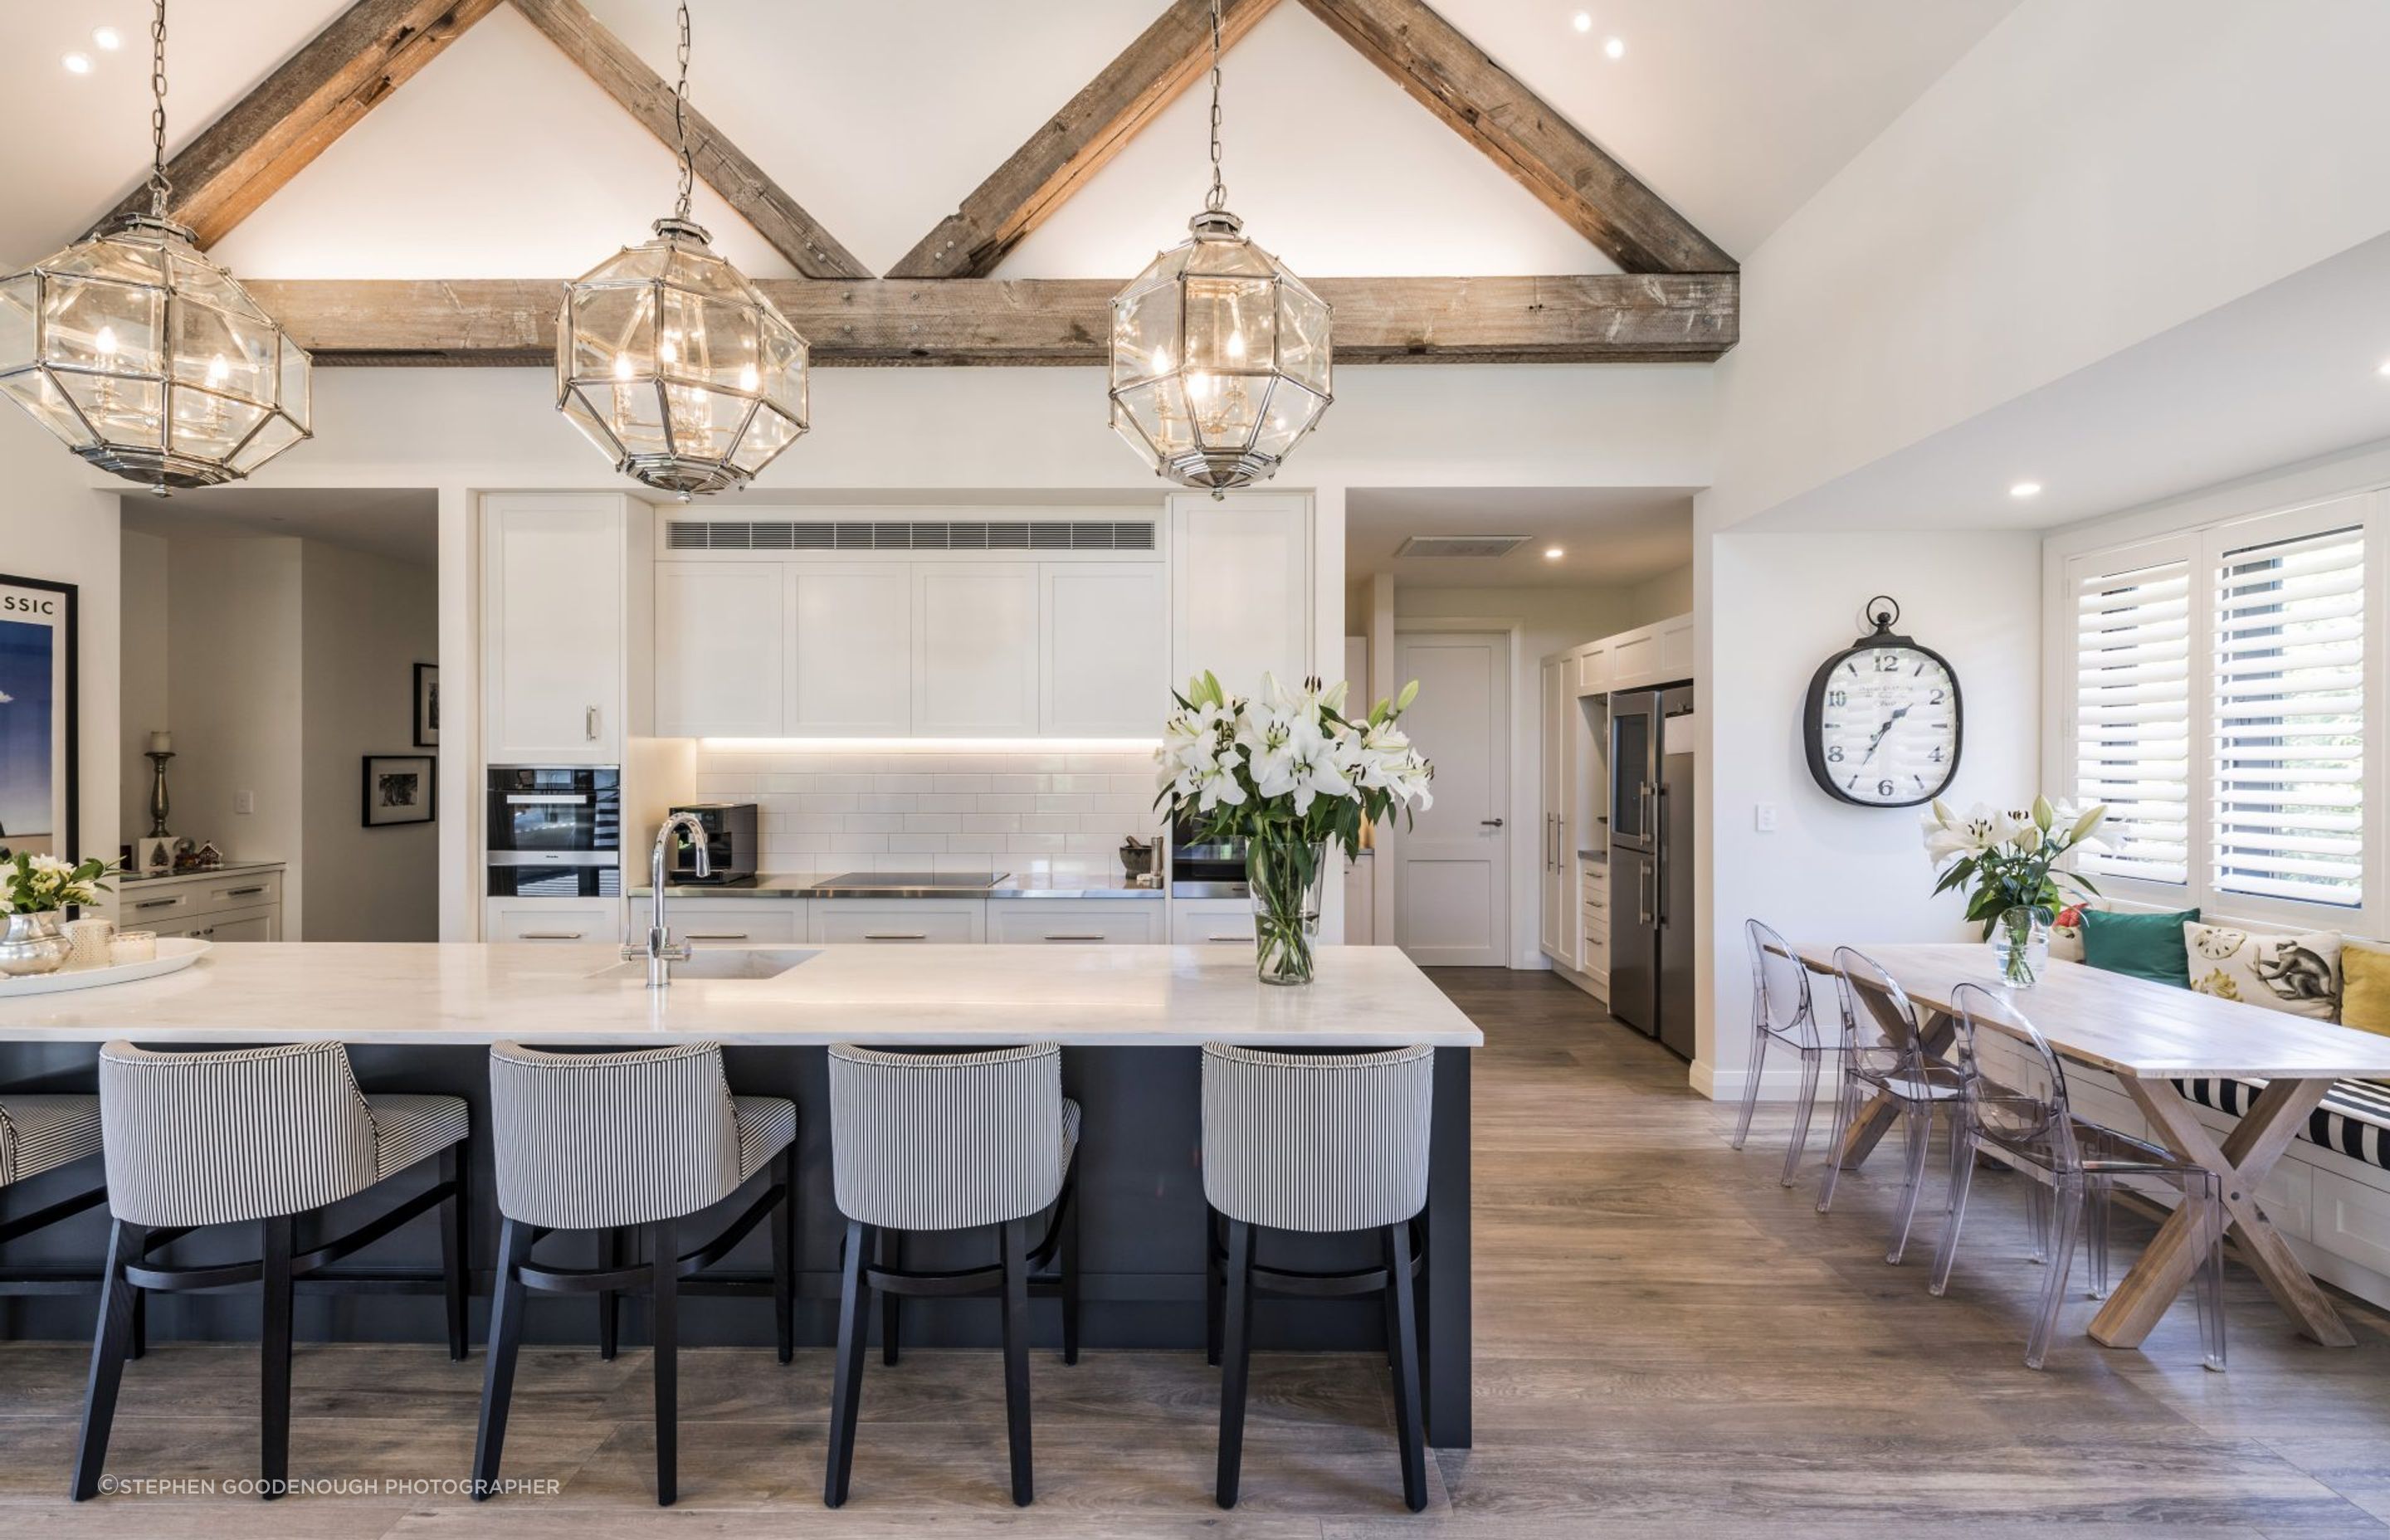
[486,766,622,897]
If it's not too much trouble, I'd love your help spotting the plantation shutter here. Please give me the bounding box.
[2212,523,2365,908]
[2074,555,2192,885]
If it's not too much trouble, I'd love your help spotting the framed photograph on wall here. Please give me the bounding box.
[363,754,437,827]
[413,662,439,748]
[0,573,78,862]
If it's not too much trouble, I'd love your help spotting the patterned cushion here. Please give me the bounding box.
[364,1094,470,1180]
[2173,1075,2390,1171]
[2051,904,2087,963]
[827,1043,1072,1231]
[489,1041,750,1231]
[731,1095,797,1181]
[0,1094,102,1187]
[2183,924,2341,1020]
[1202,1043,1434,1233]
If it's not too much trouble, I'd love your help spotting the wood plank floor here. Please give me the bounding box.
[7,969,2390,1537]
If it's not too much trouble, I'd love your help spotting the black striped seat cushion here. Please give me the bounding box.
[1201,1042,1435,1234]
[732,1095,797,1181]
[0,1094,103,1187]
[827,1043,1074,1231]
[2172,1075,2390,1171]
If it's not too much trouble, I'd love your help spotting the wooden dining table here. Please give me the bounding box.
[1788,941,2390,1351]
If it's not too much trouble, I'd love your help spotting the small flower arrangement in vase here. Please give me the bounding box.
[1920,798,2106,987]
[0,853,119,977]
[1158,672,1435,985]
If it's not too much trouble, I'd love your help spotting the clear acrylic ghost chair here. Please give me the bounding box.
[1818,947,1965,1265]
[1929,982,2225,1372]
[1731,920,1838,1186]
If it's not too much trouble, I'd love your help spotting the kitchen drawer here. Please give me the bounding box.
[119,886,198,925]
[629,898,805,945]
[153,905,280,943]
[988,900,1162,945]
[809,899,985,944]
[1172,899,1256,945]
[487,899,617,943]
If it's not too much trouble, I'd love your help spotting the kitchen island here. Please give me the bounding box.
[0,942,1479,1445]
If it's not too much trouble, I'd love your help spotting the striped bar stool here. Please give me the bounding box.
[0,1092,161,1352]
[823,1042,1081,1509]
[71,1040,471,1502]
[1203,1042,1434,1513]
[472,1042,796,1508]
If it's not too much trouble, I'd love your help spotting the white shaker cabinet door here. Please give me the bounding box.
[1042,562,1167,736]
[914,563,1041,735]
[485,495,625,763]
[790,564,912,735]
[1170,495,1310,700]
[654,560,787,738]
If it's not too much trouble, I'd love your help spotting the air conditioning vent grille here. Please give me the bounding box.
[1394,534,1532,559]
[666,519,1155,553]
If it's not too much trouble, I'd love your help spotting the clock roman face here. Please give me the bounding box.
[1807,644,1961,807]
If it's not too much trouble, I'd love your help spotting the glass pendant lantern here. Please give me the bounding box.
[0,1,311,495]
[556,2,807,498]
[1109,0,1330,495]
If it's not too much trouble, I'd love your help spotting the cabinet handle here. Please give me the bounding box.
[1042,933,1105,942]
[521,930,586,940]
[134,897,178,910]
[685,932,749,941]
[863,932,928,942]
[1480,818,1505,828]
[586,705,600,741]
[225,885,267,897]
[1207,933,1248,942]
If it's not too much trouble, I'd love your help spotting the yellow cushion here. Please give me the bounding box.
[2342,940,2390,1037]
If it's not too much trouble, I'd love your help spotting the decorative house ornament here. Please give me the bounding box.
[555,2,808,498]
[1108,0,1330,495]
[0,1,310,495]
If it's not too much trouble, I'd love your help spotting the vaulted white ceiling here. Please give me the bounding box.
[1,0,2019,275]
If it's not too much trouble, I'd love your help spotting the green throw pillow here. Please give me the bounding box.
[2080,907,2202,988]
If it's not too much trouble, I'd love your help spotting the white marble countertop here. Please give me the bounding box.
[0,943,1481,1049]
[119,860,287,885]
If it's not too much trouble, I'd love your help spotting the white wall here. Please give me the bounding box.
[1623,563,1694,628]
[119,530,168,846]
[1699,529,2041,1099]
[300,543,440,942]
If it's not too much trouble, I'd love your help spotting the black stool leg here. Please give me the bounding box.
[1204,1206,1222,1367]
[999,1217,1034,1507]
[69,1217,144,1502]
[1384,1222,1427,1513]
[879,1229,900,1367]
[771,1148,795,1367]
[1060,1185,1081,1367]
[1215,1217,1255,1510]
[472,1218,534,1501]
[651,1215,680,1508]
[439,1140,470,1361]
[824,1219,871,1508]
[129,1284,147,1362]
[260,1213,295,1499]
[598,1227,622,1362]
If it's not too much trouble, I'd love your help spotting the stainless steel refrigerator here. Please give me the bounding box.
[1609,685,1696,1060]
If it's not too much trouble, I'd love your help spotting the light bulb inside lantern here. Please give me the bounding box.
[660,339,678,365]
[95,325,118,360]
[1226,331,1246,360]
[739,362,760,392]
[205,353,229,387]
[612,353,634,382]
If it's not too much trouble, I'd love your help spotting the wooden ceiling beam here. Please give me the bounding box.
[1295,0,1735,274]
[507,0,870,280]
[89,0,503,247]
[242,272,1736,366]
[888,0,1281,280]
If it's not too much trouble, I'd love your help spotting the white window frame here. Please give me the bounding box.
[2057,490,2389,939]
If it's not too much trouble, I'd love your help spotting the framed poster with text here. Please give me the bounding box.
[0,574,77,863]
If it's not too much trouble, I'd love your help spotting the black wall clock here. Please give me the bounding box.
[1802,597,1963,807]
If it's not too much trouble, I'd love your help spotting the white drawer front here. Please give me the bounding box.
[988,901,1163,945]
[809,900,985,944]
[193,871,282,918]
[1172,900,1256,944]
[487,899,615,943]
[629,899,805,945]
[120,887,195,924]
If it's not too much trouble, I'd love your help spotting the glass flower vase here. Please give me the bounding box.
[1249,836,1328,986]
[1992,904,2052,988]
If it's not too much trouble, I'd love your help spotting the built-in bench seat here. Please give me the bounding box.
[2173,1076,2390,1172]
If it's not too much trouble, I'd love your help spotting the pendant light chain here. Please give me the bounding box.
[671,0,695,222]
[146,0,173,218]
[1204,0,1227,213]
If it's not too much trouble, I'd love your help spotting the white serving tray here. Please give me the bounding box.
[0,938,212,997]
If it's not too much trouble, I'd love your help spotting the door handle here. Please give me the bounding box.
[1653,784,1669,928]
[1480,818,1504,828]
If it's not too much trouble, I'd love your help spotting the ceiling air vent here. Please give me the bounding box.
[666,519,1156,553]
[1394,534,1531,559]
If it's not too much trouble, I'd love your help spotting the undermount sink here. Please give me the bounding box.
[592,947,820,982]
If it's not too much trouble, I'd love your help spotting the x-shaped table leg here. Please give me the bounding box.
[1835,1010,1956,1170]
[2100,1075,2352,1349]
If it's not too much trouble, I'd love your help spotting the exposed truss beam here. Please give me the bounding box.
[888,0,1281,280]
[90,0,502,247]
[243,273,1735,366]
[508,0,869,279]
[1295,0,1735,273]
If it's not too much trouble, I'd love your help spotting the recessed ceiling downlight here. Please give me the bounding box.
[1604,36,1626,59]
[92,26,123,50]
[1572,12,1593,33]
[62,51,92,74]
[2009,481,2044,500]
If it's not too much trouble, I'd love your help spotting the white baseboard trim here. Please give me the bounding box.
[1692,1060,1841,1104]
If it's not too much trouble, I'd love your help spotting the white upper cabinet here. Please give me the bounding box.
[654,560,787,738]
[485,494,629,763]
[792,565,912,735]
[1170,493,1311,698]
[915,563,1041,735]
[1044,562,1168,736]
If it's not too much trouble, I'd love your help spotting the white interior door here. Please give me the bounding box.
[1393,631,1509,967]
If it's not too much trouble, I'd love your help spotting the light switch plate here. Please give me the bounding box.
[1754,802,1778,832]
[234,790,256,815]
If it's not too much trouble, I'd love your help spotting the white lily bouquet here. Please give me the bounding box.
[1158,671,1434,984]
[1920,797,2106,986]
